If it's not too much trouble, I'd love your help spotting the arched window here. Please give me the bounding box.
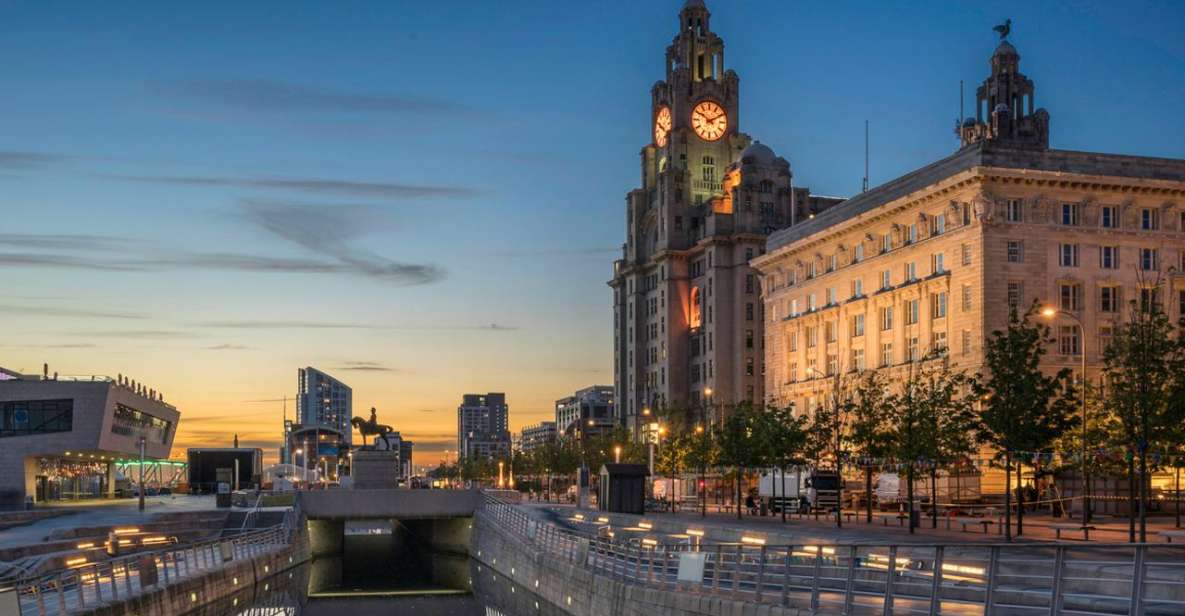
[689,287,702,329]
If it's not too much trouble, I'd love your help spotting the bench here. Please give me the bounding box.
[954,518,995,534]
[1051,523,1096,540]
[1158,529,1185,543]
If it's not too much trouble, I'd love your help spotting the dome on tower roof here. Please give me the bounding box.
[993,40,1018,57]
[738,141,776,166]
[683,0,707,8]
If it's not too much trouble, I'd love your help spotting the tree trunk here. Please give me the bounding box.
[780,467,786,523]
[1004,451,1012,541]
[1176,466,1181,529]
[1016,463,1025,537]
[906,464,916,534]
[865,466,873,524]
[1128,455,1137,543]
[931,466,938,529]
[1139,449,1148,543]
[736,467,743,520]
[836,458,843,529]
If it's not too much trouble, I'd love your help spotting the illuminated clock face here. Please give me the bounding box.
[654,106,672,147]
[691,100,727,141]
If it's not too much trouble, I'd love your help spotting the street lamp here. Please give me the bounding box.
[614,445,622,464]
[696,424,707,517]
[498,460,505,489]
[1041,306,1091,523]
[294,448,305,486]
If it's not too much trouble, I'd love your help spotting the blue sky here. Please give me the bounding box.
[2,1,1183,463]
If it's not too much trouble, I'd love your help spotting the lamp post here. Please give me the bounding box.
[1042,306,1090,523]
[696,424,707,518]
[614,445,622,464]
[498,460,505,489]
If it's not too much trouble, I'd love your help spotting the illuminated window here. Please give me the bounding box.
[689,287,702,328]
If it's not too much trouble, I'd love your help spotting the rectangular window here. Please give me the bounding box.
[1006,199,1022,222]
[904,262,917,282]
[931,292,948,319]
[111,403,172,444]
[852,313,865,337]
[880,270,892,290]
[853,244,864,262]
[907,336,920,361]
[933,331,948,353]
[1141,287,1162,313]
[1180,290,1185,319]
[1008,281,1024,313]
[880,306,894,330]
[1100,245,1119,269]
[806,326,817,348]
[961,330,972,356]
[852,348,866,372]
[1099,325,1114,354]
[962,284,972,311]
[851,278,863,298]
[746,357,754,376]
[745,329,754,349]
[931,252,945,275]
[906,299,920,325]
[1101,205,1117,229]
[826,354,838,376]
[788,361,798,383]
[1142,208,1160,230]
[1141,248,1159,271]
[1061,203,1081,226]
[907,224,918,245]
[808,294,817,311]
[880,342,894,367]
[828,254,838,272]
[934,214,946,235]
[1059,325,1081,356]
[745,274,755,294]
[1100,286,1120,313]
[1007,240,1023,263]
[882,233,892,253]
[1060,283,1083,311]
[746,302,755,321]
[961,243,972,266]
[826,287,836,305]
[825,321,837,343]
[2,399,74,437]
[788,331,798,352]
[807,262,816,278]
[1059,243,1079,267]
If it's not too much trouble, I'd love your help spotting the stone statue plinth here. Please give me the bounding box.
[352,450,399,490]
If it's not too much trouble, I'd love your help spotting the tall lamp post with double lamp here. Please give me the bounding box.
[1041,306,1090,523]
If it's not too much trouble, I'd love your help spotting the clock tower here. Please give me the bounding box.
[610,1,840,436]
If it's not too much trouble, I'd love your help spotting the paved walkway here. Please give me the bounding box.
[526,500,1185,544]
[0,495,221,549]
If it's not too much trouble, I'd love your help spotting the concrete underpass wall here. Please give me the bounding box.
[472,513,809,616]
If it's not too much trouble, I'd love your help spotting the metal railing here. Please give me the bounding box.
[479,496,1185,615]
[8,508,298,616]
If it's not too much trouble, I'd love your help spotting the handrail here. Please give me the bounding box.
[9,509,299,616]
[477,494,1185,615]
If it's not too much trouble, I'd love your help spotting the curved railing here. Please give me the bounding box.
[478,495,1185,615]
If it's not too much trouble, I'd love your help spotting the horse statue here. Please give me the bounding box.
[993,19,1011,40]
[351,407,395,450]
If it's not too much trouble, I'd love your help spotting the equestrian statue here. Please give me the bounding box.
[351,407,394,450]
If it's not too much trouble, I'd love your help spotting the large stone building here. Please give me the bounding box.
[755,38,1185,424]
[457,393,511,460]
[609,1,840,433]
[0,366,179,508]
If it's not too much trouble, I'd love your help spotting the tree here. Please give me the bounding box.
[717,402,763,519]
[917,358,977,529]
[1102,282,1185,541]
[759,403,808,522]
[685,421,720,517]
[848,371,894,523]
[976,305,1078,540]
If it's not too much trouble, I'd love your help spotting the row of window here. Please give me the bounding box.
[786,331,959,381]
[780,252,949,320]
[1006,240,1173,271]
[787,292,950,353]
[1006,199,1179,232]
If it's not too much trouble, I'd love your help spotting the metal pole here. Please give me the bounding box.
[138,437,146,511]
[1079,318,1090,524]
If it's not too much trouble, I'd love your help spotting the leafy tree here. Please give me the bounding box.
[848,371,895,523]
[717,402,763,519]
[758,403,808,522]
[1102,285,1185,541]
[685,423,720,517]
[975,305,1078,539]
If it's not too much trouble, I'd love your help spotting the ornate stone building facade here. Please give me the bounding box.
[755,40,1185,427]
[609,1,839,434]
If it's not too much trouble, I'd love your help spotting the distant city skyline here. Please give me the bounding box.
[2,1,1183,466]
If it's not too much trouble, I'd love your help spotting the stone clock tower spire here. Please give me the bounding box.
[610,2,839,437]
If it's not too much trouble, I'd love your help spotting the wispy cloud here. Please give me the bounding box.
[64,330,200,340]
[196,320,518,331]
[0,234,132,252]
[335,361,397,372]
[491,247,618,258]
[206,344,251,351]
[0,151,70,170]
[0,253,142,272]
[0,304,144,320]
[153,78,474,116]
[107,175,480,200]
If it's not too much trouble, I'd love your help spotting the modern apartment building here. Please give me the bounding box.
[297,367,352,446]
[555,386,615,442]
[457,393,511,460]
[519,421,557,453]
